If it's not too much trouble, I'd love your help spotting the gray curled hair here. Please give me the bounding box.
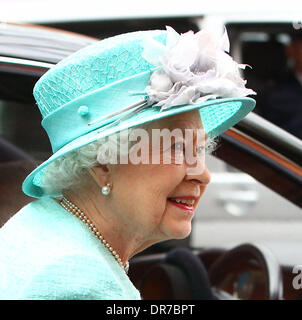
[41,129,136,195]
[41,129,219,195]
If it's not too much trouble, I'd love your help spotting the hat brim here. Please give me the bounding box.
[22,96,255,198]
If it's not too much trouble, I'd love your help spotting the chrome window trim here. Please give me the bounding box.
[0,56,54,69]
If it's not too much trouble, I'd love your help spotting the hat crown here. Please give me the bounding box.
[33,30,167,118]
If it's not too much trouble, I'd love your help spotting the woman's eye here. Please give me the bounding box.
[196,146,205,154]
[171,143,204,154]
[173,141,184,151]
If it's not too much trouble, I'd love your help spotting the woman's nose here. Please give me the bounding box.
[185,162,211,186]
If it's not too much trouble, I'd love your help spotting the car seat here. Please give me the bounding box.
[139,247,217,300]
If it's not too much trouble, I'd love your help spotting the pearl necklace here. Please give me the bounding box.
[59,196,129,274]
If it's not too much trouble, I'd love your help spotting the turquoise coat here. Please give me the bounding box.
[0,197,141,300]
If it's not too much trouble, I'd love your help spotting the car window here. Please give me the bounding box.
[239,30,302,140]
[0,99,51,160]
[191,153,302,253]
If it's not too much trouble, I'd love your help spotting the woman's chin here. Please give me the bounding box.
[162,222,192,240]
[173,227,192,239]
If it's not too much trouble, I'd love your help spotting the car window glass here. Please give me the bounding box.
[0,99,51,160]
[239,31,302,140]
[191,154,302,250]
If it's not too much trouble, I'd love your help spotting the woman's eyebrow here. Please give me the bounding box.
[169,120,201,128]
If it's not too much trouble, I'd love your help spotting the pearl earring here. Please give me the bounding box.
[101,183,111,196]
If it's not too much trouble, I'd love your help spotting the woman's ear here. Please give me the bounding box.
[88,164,110,187]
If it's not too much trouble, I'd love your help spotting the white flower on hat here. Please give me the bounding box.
[141,26,256,110]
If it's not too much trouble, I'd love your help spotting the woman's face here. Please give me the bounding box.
[106,110,211,244]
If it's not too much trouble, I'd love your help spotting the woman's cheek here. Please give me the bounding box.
[161,148,185,165]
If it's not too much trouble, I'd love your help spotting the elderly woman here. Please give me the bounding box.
[0,26,255,299]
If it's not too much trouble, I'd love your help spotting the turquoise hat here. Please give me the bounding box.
[22,28,256,198]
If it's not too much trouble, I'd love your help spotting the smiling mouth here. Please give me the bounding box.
[168,198,195,206]
[167,197,196,212]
